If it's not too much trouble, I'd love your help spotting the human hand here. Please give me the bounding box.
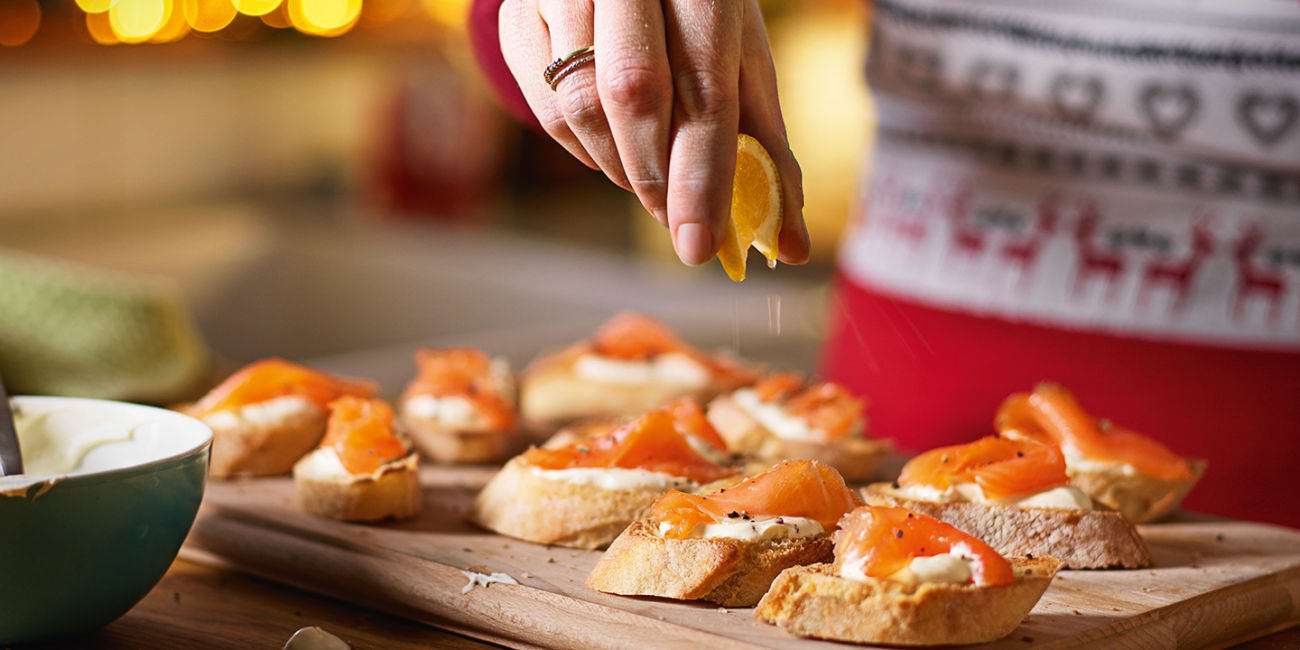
[498,0,810,267]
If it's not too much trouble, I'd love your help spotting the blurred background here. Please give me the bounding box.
[0,0,873,401]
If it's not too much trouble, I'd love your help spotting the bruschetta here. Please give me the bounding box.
[863,435,1151,569]
[399,348,516,464]
[519,312,759,428]
[293,396,421,522]
[755,504,1061,646]
[190,358,377,478]
[469,407,740,549]
[707,373,888,482]
[588,459,862,606]
[996,382,1205,523]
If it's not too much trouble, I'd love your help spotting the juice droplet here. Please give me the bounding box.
[766,257,778,270]
[767,293,782,336]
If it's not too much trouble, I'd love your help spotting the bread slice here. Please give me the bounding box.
[201,397,327,478]
[293,451,421,522]
[754,557,1061,645]
[708,394,888,483]
[862,483,1151,569]
[469,457,720,549]
[1069,459,1207,523]
[400,418,508,464]
[587,520,834,607]
[519,345,737,428]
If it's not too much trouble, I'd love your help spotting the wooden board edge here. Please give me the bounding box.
[1041,565,1300,649]
[182,510,765,650]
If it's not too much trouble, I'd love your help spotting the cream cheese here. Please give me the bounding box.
[294,447,350,478]
[683,432,730,465]
[841,544,978,585]
[731,388,864,442]
[13,407,138,477]
[1007,485,1093,510]
[896,481,1092,510]
[658,516,823,541]
[1063,445,1138,476]
[531,466,697,491]
[402,394,488,430]
[573,352,710,386]
[202,395,317,431]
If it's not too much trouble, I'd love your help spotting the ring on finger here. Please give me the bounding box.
[544,46,595,90]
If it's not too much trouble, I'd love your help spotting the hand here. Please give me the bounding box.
[498,0,810,267]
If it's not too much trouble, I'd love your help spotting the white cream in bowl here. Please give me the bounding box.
[0,397,212,493]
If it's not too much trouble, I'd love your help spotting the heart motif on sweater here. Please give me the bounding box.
[1237,93,1298,147]
[1140,83,1200,140]
[1050,74,1105,123]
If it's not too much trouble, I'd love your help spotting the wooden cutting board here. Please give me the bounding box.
[181,465,1300,649]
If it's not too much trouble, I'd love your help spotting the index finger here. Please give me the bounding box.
[595,0,673,226]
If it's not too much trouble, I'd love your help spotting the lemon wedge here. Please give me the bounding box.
[717,134,783,282]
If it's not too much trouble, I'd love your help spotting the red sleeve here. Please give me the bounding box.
[469,0,542,130]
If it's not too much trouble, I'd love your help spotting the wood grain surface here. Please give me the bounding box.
[20,558,495,650]
[180,465,1300,649]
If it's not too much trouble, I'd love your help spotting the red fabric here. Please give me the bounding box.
[469,0,541,131]
[823,272,1300,529]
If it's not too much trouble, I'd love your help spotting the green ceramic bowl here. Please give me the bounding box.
[0,396,211,645]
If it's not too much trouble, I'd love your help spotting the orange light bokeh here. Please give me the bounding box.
[151,0,191,42]
[0,0,41,47]
[183,0,237,33]
[85,10,119,45]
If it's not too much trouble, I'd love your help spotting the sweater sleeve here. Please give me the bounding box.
[468,0,542,130]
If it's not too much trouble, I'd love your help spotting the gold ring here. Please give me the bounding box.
[544,46,595,91]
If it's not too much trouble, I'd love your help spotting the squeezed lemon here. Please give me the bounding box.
[716,134,783,282]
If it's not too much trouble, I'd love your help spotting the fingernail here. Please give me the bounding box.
[651,208,668,227]
[674,223,714,266]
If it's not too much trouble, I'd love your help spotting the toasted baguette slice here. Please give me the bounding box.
[587,520,833,607]
[863,483,1151,569]
[201,396,327,478]
[755,557,1061,646]
[401,420,508,464]
[520,346,730,428]
[468,457,722,549]
[1069,459,1206,523]
[708,394,888,483]
[293,450,421,522]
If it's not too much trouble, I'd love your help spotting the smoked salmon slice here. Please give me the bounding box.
[403,348,515,431]
[652,459,863,539]
[835,505,1014,586]
[584,312,759,386]
[523,409,735,484]
[194,358,376,417]
[898,435,1069,501]
[751,373,867,439]
[320,396,409,475]
[662,396,728,452]
[590,312,686,361]
[995,383,1193,481]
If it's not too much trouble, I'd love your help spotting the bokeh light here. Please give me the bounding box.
[76,0,119,14]
[287,0,360,37]
[110,0,167,42]
[183,0,237,33]
[0,0,41,47]
[233,0,281,17]
[260,4,292,28]
[85,10,119,45]
[362,0,408,25]
[423,0,468,28]
[150,0,191,42]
